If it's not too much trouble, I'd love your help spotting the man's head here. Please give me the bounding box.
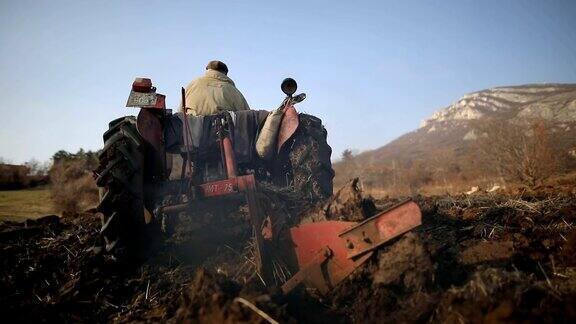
[206,60,229,75]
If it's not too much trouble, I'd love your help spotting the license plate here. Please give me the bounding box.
[126,90,158,107]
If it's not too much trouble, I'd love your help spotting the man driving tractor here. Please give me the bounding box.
[182,60,250,116]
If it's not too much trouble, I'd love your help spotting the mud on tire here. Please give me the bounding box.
[276,114,335,201]
[95,116,150,257]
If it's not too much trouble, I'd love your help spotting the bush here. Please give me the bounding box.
[0,164,30,189]
[0,158,50,189]
[476,119,564,187]
[49,150,99,217]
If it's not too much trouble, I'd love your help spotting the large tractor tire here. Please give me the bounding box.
[95,116,150,258]
[278,114,335,202]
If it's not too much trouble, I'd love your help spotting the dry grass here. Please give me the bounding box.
[49,160,99,217]
[357,171,576,199]
[0,188,56,221]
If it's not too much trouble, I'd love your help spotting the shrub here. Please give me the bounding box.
[476,119,564,187]
[0,164,30,189]
[49,150,99,217]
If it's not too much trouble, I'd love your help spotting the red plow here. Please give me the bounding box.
[280,200,421,293]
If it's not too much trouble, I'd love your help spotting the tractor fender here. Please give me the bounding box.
[277,105,299,153]
[136,108,166,180]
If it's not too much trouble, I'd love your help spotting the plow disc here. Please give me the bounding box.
[281,200,422,294]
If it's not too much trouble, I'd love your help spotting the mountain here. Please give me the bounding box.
[334,83,576,191]
[420,83,576,127]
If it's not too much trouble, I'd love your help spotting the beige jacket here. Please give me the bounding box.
[182,70,250,116]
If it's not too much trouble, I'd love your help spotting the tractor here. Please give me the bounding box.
[94,77,421,294]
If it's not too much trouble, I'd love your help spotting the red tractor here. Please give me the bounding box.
[95,77,421,294]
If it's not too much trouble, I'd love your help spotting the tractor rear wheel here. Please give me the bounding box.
[95,116,151,258]
[277,114,335,201]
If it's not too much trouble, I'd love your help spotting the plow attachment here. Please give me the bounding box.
[280,200,422,294]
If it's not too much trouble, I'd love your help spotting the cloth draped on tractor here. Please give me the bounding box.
[164,110,272,164]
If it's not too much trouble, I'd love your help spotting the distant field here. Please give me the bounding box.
[0,188,56,221]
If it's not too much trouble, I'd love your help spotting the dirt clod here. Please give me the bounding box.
[459,240,515,265]
[373,232,433,291]
[302,178,376,223]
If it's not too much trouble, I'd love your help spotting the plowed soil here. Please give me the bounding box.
[2,189,576,323]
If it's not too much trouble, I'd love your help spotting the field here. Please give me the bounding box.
[1,183,575,323]
[0,188,56,221]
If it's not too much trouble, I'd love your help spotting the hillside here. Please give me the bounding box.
[335,84,576,193]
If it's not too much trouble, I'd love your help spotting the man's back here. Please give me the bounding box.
[184,68,249,116]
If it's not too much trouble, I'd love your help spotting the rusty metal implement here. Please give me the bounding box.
[282,221,373,294]
[339,200,422,259]
[282,199,422,294]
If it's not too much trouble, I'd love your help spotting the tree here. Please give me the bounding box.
[24,159,50,176]
[52,150,73,163]
[476,119,562,187]
[404,159,433,195]
[52,149,100,170]
[341,149,354,162]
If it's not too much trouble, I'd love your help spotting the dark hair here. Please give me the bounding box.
[206,60,229,75]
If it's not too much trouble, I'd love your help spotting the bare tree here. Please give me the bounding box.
[476,119,561,187]
[401,159,433,195]
[25,159,50,176]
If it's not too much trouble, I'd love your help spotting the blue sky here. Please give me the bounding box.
[1,0,575,164]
